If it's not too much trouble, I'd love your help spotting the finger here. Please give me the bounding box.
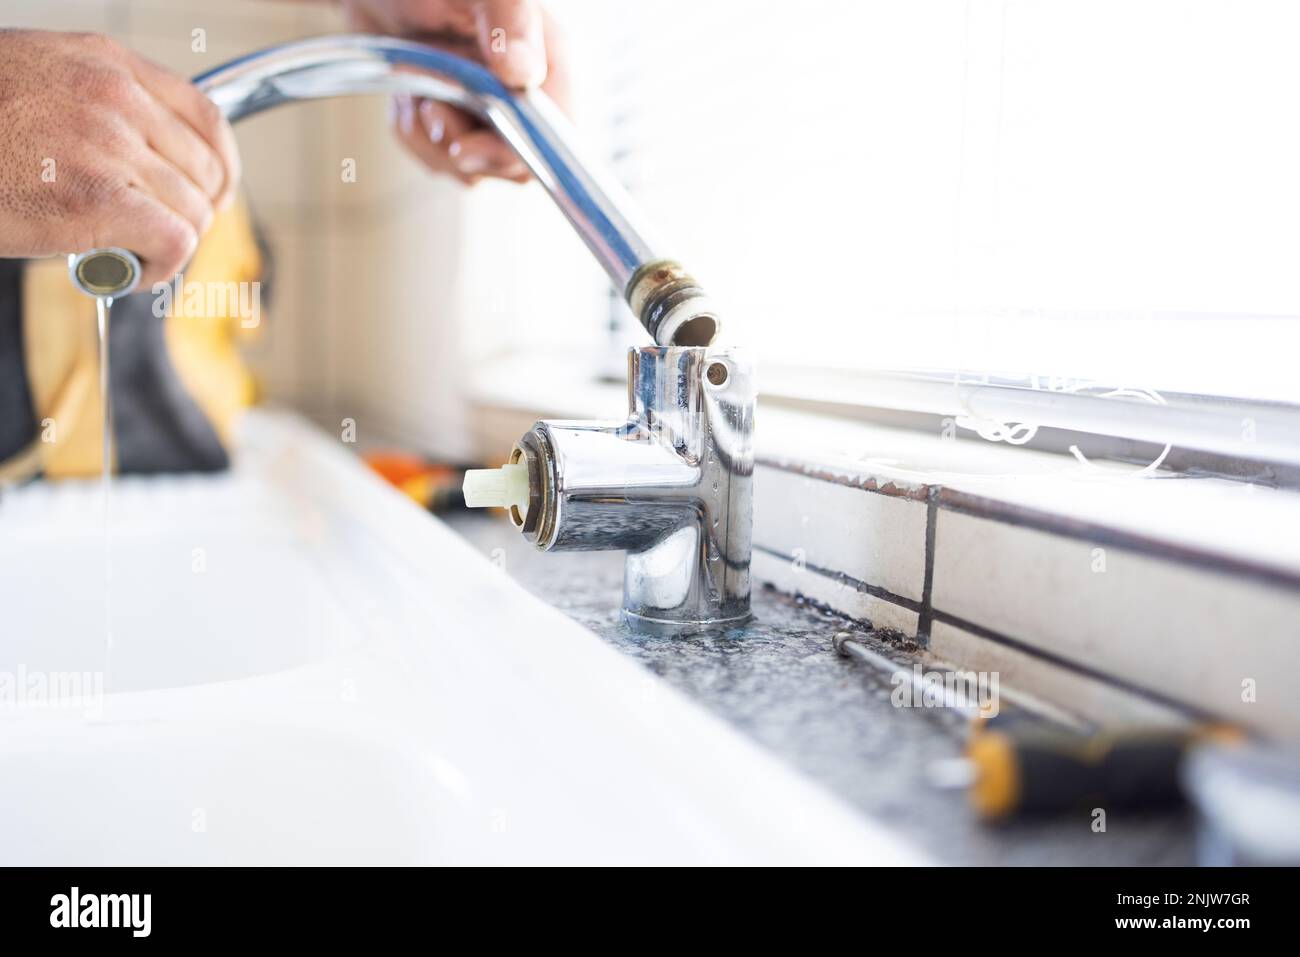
[391,95,480,186]
[476,0,548,87]
[340,2,388,32]
[419,99,476,158]
[409,80,529,182]
[127,53,241,209]
[538,6,573,116]
[141,94,225,201]
[106,187,199,287]
[448,129,529,182]
[426,100,508,184]
[134,148,215,239]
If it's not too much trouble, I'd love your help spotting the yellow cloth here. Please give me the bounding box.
[9,201,262,480]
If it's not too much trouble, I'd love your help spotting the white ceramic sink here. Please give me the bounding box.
[0,410,923,865]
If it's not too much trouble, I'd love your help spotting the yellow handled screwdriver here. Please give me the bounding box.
[934,716,1243,822]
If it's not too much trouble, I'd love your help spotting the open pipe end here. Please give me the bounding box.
[68,248,141,299]
[626,260,721,348]
[669,314,719,347]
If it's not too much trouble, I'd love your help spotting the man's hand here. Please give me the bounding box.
[341,0,570,184]
[0,30,240,286]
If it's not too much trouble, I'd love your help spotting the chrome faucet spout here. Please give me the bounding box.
[190,34,720,347]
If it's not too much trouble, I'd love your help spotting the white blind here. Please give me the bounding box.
[580,0,1300,403]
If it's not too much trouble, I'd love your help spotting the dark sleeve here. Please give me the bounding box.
[110,288,230,475]
[0,259,37,463]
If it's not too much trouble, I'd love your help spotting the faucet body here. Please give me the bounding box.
[506,348,754,633]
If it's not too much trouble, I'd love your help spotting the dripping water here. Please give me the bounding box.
[96,295,114,683]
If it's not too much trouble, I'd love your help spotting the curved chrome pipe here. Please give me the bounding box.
[75,35,720,346]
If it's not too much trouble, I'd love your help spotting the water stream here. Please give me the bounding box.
[96,295,114,687]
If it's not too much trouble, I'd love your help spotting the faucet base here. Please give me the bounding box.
[621,609,753,636]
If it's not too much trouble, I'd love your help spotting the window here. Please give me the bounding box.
[575,0,1300,405]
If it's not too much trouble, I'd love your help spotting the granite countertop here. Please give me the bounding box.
[447,512,1195,865]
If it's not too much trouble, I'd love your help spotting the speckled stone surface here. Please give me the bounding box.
[447,512,1195,865]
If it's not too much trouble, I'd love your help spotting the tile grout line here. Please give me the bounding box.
[751,544,924,615]
[916,486,939,647]
[756,455,928,501]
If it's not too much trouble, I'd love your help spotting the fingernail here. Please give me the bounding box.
[503,39,547,87]
[421,102,446,145]
[393,93,415,134]
[449,141,491,175]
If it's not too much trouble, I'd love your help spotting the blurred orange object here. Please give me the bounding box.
[363,451,471,513]
[364,451,429,488]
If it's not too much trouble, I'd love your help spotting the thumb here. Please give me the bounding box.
[476,0,548,88]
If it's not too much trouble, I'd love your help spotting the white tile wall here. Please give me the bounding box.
[931,510,1300,737]
[753,465,928,603]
